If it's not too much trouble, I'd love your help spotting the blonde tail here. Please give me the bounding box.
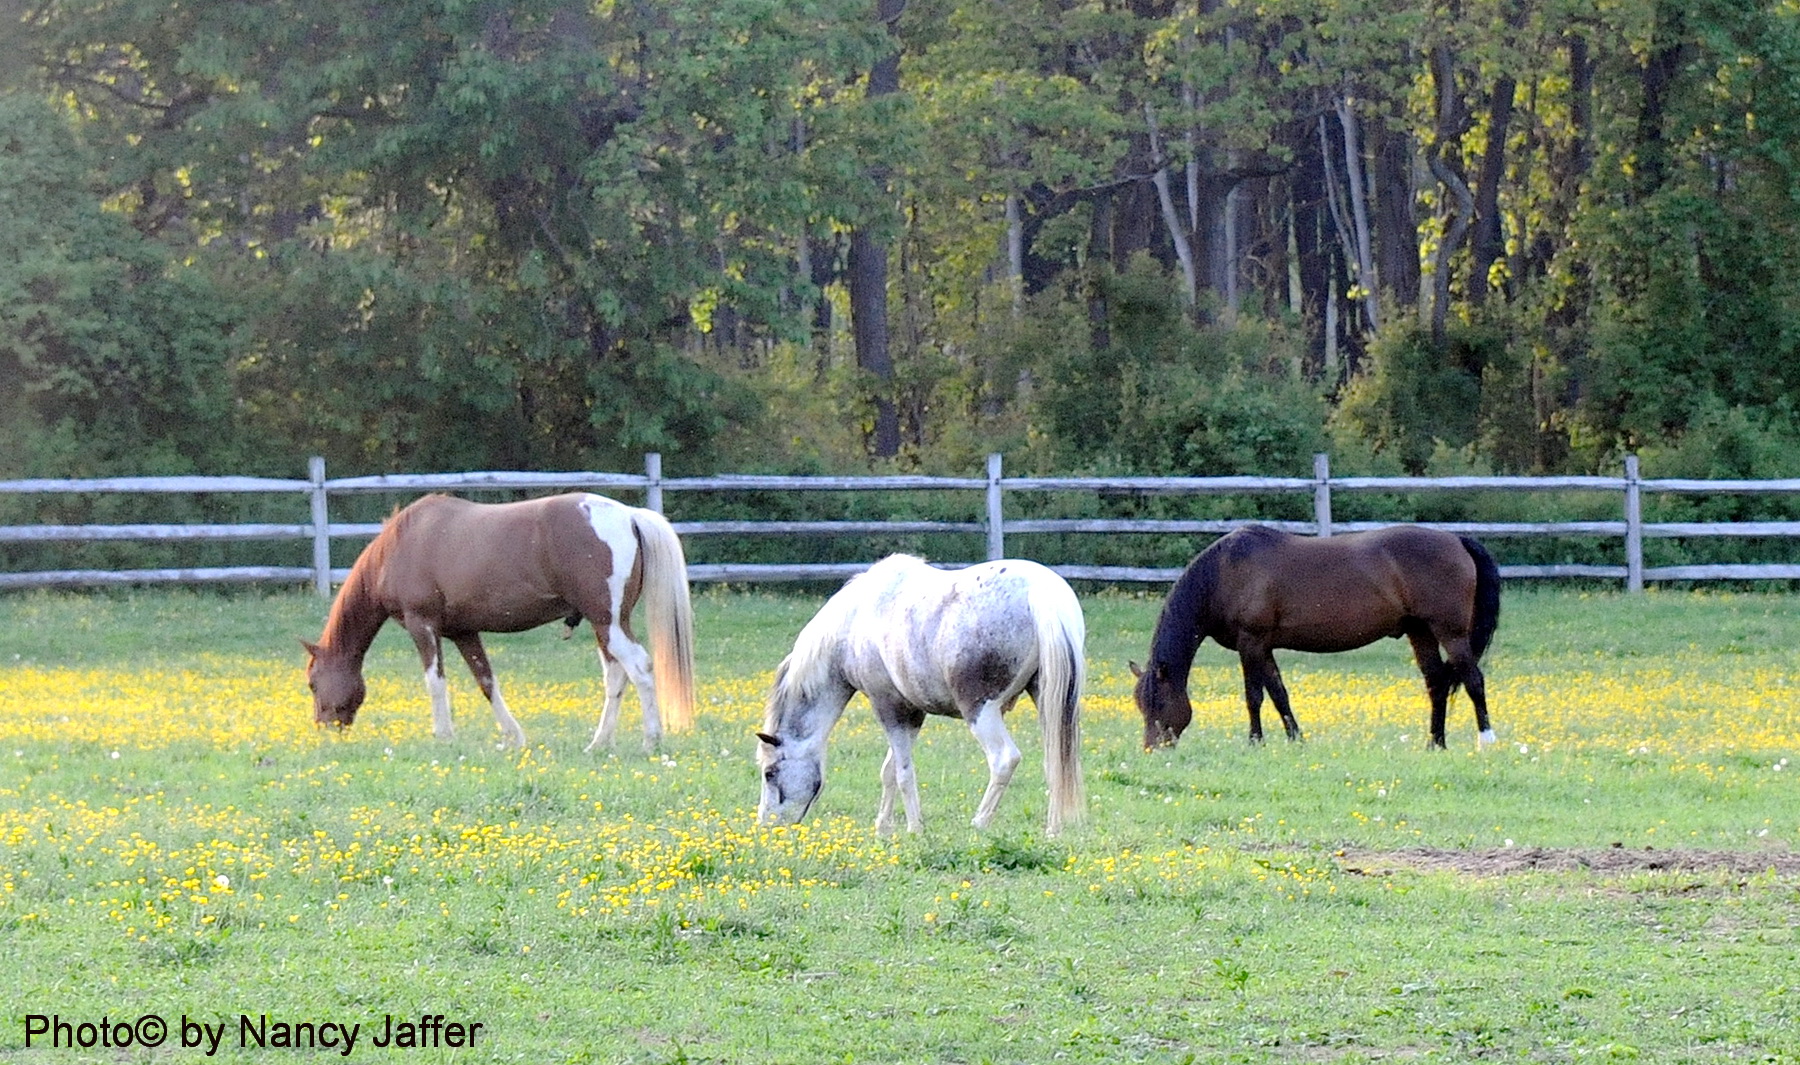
[632,508,697,732]
[1029,574,1087,834]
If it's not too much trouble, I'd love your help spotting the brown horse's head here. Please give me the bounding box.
[302,641,366,728]
[1132,661,1192,748]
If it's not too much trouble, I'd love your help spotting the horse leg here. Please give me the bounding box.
[1445,636,1496,747]
[967,699,1023,830]
[1406,628,1452,749]
[403,620,454,740]
[1239,647,1302,742]
[875,748,903,836]
[1260,652,1303,742]
[583,650,631,753]
[451,634,527,749]
[1235,653,1265,743]
[593,626,661,752]
[874,713,925,835]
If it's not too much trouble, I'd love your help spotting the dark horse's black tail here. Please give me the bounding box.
[1458,536,1501,660]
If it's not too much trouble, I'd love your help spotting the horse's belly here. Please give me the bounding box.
[443,597,568,634]
[847,665,958,717]
[1277,620,1397,653]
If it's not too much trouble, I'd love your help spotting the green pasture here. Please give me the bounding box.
[1,587,1797,1064]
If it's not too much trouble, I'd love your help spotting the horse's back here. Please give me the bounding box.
[839,557,1067,715]
[1211,525,1475,650]
[377,494,625,632]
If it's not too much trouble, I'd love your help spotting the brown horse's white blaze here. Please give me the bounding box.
[303,492,695,749]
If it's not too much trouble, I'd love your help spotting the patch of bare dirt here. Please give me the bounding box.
[1335,845,1800,878]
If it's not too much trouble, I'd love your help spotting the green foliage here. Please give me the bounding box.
[1033,259,1327,476]
[1577,188,1800,455]
[7,0,1800,479]
[1636,402,1800,557]
[1336,322,1495,475]
[0,95,245,477]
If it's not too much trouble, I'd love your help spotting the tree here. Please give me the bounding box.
[23,0,885,471]
[846,0,908,458]
[0,93,242,475]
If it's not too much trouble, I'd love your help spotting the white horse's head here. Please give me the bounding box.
[755,729,825,826]
[755,658,835,825]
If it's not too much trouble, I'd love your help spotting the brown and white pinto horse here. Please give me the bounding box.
[1133,525,1500,749]
[304,493,696,750]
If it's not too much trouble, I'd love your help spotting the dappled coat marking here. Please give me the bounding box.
[304,493,695,749]
[757,554,1087,836]
[1133,524,1500,749]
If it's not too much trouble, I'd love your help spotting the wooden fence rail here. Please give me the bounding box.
[3,453,1799,594]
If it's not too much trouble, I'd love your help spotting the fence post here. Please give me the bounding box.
[308,456,332,598]
[1312,452,1333,537]
[986,453,1005,560]
[644,452,664,513]
[1624,453,1643,593]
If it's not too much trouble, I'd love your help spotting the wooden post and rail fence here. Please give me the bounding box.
[2,454,1798,594]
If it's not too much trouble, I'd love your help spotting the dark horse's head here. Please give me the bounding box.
[1132,660,1193,748]
[302,641,366,728]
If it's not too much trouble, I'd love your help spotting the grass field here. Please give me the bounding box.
[2,586,1798,1063]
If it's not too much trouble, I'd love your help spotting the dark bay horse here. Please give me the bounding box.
[304,493,696,749]
[1133,525,1500,749]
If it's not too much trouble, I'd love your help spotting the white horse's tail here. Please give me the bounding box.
[1028,572,1086,834]
[631,508,697,732]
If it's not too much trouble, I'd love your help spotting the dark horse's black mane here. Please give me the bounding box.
[1149,525,1287,674]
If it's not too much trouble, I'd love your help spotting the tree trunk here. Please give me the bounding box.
[1469,74,1516,306]
[1427,41,1474,345]
[1290,122,1329,377]
[1005,190,1024,318]
[849,227,900,457]
[1087,188,1113,352]
[1372,121,1420,313]
[847,0,905,457]
[1335,96,1381,332]
[1634,2,1689,201]
[1146,105,1199,308]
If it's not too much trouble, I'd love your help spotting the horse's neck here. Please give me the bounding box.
[1151,564,1211,678]
[319,568,387,660]
[769,625,856,741]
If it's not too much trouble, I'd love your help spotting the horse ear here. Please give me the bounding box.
[755,732,782,748]
[300,639,321,659]
[1129,661,1143,678]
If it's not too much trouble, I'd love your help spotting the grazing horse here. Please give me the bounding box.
[303,493,696,750]
[1133,525,1500,749]
[757,555,1087,836]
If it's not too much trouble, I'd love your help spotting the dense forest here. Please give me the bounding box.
[4,0,1800,485]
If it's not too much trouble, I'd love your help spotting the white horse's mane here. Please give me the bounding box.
[768,555,928,721]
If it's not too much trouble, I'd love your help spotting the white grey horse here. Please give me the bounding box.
[756,554,1087,836]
